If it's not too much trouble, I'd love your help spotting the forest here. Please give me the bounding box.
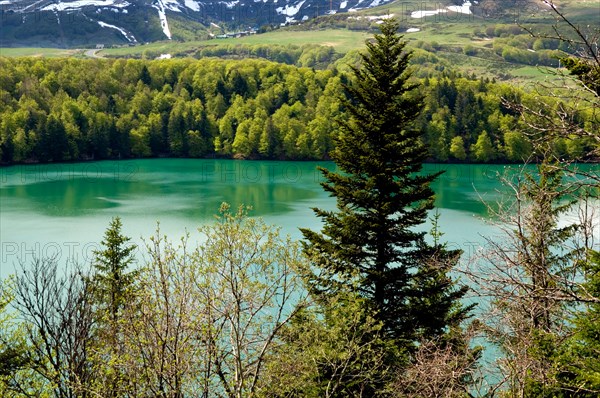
[0,54,597,165]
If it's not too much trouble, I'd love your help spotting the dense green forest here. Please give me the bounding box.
[1,55,597,165]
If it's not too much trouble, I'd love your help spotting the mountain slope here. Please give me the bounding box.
[0,0,398,46]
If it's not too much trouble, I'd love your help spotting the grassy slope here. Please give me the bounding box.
[0,48,83,57]
[374,0,599,82]
[1,0,597,83]
[100,29,372,57]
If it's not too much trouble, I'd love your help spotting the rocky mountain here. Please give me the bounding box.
[0,0,398,46]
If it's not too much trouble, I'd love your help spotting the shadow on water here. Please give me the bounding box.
[426,164,513,217]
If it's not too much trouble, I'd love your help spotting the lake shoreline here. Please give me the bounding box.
[2,155,598,169]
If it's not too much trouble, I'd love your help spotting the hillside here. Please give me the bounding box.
[80,0,596,84]
[0,0,398,46]
[2,0,570,47]
[0,0,597,84]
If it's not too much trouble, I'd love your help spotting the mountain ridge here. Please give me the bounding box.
[1,0,402,46]
[1,1,553,48]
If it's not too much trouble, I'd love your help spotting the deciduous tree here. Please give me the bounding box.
[11,259,95,397]
[467,161,593,396]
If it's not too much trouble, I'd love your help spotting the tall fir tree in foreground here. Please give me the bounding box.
[301,18,469,347]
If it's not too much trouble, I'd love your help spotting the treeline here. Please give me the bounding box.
[138,43,341,70]
[0,56,596,164]
[420,73,597,162]
[0,57,340,162]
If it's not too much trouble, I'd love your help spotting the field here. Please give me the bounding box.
[0,47,82,57]
[99,29,372,57]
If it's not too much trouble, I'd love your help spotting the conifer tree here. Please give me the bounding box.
[91,217,138,397]
[92,216,137,323]
[301,18,469,347]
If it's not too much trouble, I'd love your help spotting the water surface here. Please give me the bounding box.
[0,159,577,276]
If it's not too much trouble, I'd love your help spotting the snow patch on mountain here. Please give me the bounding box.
[411,9,443,18]
[276,0,305,16]
[411,1,472,18]
[3,0,400,46]
[184,0,200,11]
[447,1,472,14]
[162,0,182,11]
[348,13,393,21]
[221,1,239,9]
[348,0,366,12]
[41,0,129,12]
[153,0,172,39]
[98,20,137,42]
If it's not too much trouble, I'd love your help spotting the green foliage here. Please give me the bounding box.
[3,205,308,397]
[0,57,342,162]
[115,204,307,397]
[503,130,533,162]
[301,19,470,351]
[450,136,467,160]
[0,280,29,391]
[476,160,588,396]
[261,292,397,397]
[550,251,600,396]
[0,56,597,164]
[89,217,138,396]
[561,57,600,97]
[471,131,496,162]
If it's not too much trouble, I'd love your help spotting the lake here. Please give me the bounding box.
[1,158,597,383]
[0,158,526,278]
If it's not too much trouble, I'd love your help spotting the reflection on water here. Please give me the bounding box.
[0,160,328,219]
[2,160,534,219]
